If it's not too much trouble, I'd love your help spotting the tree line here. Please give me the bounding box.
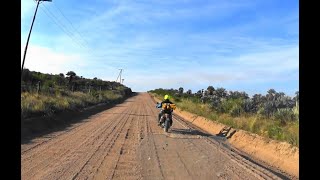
[150,86,299,124]
[21,69,132,95]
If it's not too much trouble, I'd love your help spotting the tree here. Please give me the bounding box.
[215,87,227,99]
[209,95,221,109]
[194,90,202,98]
[66,71,76,84]
[266,89,276,101]
[262,101,276,118]
[240,91,249,99]
[252,94,265,109]
[186,89,192,95]
[243,99,256,113]
[22,68,31,82]
[228,91,244,99]
[207,86,215,95]
[178,87,184,94]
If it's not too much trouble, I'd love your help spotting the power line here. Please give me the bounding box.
[41,5,80,44]
[40,5,88,50]
[34,1,169,60]
[40,3,133,59]
[42,4,114,58]
[35,2,115,60]
[41,4,110,59]
[53,3,92,50]
[49,3,110,58]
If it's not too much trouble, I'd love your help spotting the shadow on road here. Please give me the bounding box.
[170,128,212,137]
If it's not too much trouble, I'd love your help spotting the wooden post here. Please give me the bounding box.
[37,81,41,93]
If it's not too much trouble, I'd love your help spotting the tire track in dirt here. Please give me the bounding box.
[71,97,142,180]
[108,103,142,180]
[72,111,132,180]
[146,110,165,180]
[136,99,165,180]
[143,94,236,179]
[52,102,138,180]
[22,105,129,178]
[21,106,126,154]
[22,106,126,156]
[22,98,136,180]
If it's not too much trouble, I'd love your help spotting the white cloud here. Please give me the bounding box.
[233,45,299,74]
[123,43,298,92]
[21,45,86,75]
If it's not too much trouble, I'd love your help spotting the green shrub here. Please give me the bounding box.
[274,108,297,125]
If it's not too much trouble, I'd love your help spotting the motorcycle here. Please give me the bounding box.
[156,102,176,132]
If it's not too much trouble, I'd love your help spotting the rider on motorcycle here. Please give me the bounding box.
[156,94,174,126]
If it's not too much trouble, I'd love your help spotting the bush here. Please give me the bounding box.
[174,98,182,102]
[274,108,297,125]
[230,105,242,117]
[215,98,243,115]
[293,104,299,120]
[267,124,284,140]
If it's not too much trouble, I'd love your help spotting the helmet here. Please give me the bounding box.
[164,94,169,100]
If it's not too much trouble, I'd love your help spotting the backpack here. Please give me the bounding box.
[162,103,176,111]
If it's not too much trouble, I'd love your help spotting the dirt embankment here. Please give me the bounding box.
[151,94,299,178]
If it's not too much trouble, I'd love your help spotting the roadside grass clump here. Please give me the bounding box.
[21,90,125,119]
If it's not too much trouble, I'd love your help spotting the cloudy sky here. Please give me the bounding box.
[21,0,298,96]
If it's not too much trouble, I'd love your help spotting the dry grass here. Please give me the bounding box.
[21,90,125,119]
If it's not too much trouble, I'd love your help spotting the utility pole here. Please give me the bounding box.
[116,69,123,84]
[21,0,52,77]
[122,79,124,84]
[119,69,123,84]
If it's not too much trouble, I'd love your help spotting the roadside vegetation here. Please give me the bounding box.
[149,87,299,146]
[21,69,132,119]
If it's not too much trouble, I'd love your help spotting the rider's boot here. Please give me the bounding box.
[158,117,164,126]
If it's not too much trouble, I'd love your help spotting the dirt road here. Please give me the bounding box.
[21,93,289,180]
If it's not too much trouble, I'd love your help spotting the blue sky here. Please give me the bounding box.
[21,0,299,96]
